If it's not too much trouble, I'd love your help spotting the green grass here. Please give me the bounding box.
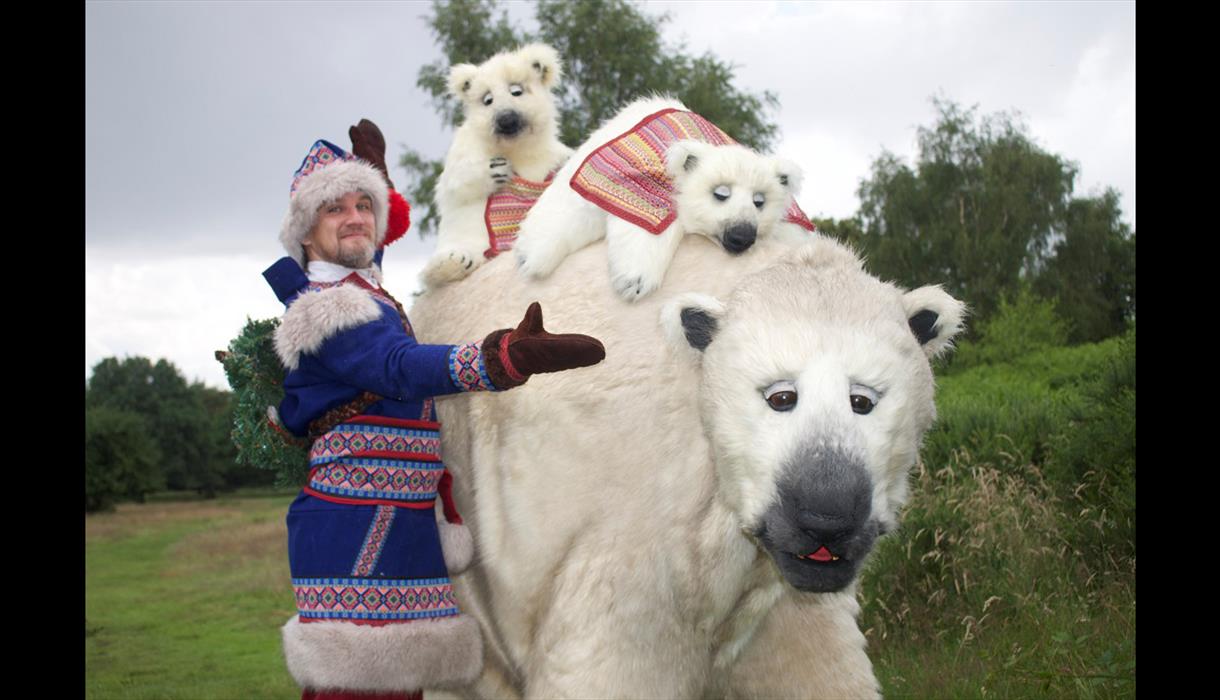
[85,496,300,699]
[859,328,1136,698]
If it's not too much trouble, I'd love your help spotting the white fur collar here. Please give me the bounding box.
[273,283,384,370]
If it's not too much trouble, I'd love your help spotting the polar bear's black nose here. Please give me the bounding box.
[495,110,524,136]
[722,222,757,254]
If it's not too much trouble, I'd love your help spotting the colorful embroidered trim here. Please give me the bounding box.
[310,422,442,464]
[291,140,352,197]
[570,107,816,234]
[351,506,397,576]
[293,577,460,621]
[308,458,445,502]
[484,172,555,257]
[448,343,496,392]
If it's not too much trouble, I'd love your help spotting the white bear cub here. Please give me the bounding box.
[513,96,809,301]
[422,43,573,289]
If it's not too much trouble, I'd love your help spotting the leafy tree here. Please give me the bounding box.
[847,97,1134,342]
[85,406,162,511]
[1034,189,1136,343]
[86,357,212,495]
[854,98,1075,322]
[400,0,780,235]
[197,383,277,491]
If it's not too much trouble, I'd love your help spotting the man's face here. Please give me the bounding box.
[302,191,376,268]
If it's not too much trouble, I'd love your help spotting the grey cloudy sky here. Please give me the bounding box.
[85,0,1135,390]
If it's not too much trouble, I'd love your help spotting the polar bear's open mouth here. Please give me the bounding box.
[798,545,841,563]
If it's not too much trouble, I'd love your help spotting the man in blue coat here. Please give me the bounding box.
[267,130,604,700]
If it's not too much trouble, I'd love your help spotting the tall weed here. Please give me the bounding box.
[861,325,1135,698]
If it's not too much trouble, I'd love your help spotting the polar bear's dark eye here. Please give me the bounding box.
[849,385,879,415]
[482,92,494,106]
[752,193,766,209]
[713,185,731,202]
[509,84,524,97]
[763,381,797,412]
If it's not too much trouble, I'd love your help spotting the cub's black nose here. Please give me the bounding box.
[722,222,757,254]
[495,111,524,136]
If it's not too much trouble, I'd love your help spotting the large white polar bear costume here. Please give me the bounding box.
[410,234,964,698]
[422,43,573,288]
[513,96,813,301]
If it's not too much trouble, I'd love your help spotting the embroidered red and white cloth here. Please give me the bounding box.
[569,107,816,235]
[483,172,556,257]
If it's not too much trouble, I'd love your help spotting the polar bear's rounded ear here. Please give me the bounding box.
[901,285,967,359]
[517,43,563,88]
[448,63,479,98]
[661,292,727,355]
[773,157,804,197]
[665,140,709,180]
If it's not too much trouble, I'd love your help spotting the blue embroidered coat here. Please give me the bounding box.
[265,256,491,691]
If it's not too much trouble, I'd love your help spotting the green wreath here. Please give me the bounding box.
[215,318,309,486]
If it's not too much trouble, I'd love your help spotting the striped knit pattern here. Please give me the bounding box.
[292,577,460,621]
[570,107,816,235]
[484,173,555,257]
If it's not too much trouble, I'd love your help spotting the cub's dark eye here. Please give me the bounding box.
[752,193,765,209]
[509,84,524,96]
[713,185,731,201]
[849,385,879,415]
[763,381,797,412]
[482,92,494,106]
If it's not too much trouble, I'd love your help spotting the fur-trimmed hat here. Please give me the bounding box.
[279,140,390,266]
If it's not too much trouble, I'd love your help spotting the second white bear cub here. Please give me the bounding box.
[513,96,808,301]
[422,43,573,289]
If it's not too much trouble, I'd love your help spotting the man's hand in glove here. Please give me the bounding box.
[349,118,394,190]
[481,302,606,389]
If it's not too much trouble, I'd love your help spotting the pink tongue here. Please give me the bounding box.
[808,546,834,562]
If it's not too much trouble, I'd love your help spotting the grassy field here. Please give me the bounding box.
[85,493,301,700]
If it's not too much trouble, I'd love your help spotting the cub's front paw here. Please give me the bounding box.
[513,234,567,280]
[422,249,482,288]
[490,156,512,188]
[609,266,661,301]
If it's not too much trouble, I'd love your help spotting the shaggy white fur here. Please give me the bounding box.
[423,43,573,289]
[512,95,806,301]
[281,614,482,692]
[409,233,964,698]
[273,284,384,370]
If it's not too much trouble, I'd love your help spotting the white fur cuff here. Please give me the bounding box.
[282,614,483,692]
[439,521,475,574]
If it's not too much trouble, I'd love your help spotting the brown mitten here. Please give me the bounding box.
[349,118,394,190]
[481,302,606,389]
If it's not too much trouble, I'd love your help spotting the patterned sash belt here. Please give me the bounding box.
[305,416,444,508]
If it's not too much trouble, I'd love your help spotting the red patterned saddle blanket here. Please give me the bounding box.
[569,107,815,235]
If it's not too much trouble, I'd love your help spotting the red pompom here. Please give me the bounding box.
[384,189,411,248]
